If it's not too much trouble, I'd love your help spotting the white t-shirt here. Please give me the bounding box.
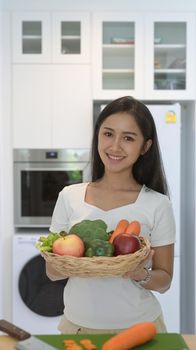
[50,182,175,329]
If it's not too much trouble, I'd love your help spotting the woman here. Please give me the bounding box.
[46,96,175,334]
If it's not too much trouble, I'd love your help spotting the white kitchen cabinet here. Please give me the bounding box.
[12,12,90,64]
[12,64,92,148]
[144,13,195,100]
[12,12,51,63]
[52,65,92,148]
[92,12,195,100]
[52,12,90,63]
[92,13,144,100]
[12,65,53,148]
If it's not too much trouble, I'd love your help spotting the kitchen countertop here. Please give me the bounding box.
[0,334,195,350]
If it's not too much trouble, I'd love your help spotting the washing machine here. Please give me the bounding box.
[12,234,68,335]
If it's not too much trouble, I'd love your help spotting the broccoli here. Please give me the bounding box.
[85,239,114,257]
[69,219,109,247]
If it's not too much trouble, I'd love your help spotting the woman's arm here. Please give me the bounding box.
[46,262,68,281]
[143,244,174,293]
[125,244,174,293]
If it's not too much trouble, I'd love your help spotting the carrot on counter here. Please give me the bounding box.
[63,339,83,350]
[124,220,141,236]
[109,219,129,243]
[80,339,97,349]
[64,338,97,350]
[102,322,156,350]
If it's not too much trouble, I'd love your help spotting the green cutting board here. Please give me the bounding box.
[37,333,190,350]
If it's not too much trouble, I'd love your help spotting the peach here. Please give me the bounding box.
[52,234,85,257]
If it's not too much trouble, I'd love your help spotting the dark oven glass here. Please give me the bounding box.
[21,170,82,217]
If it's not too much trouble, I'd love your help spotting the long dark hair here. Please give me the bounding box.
[91,96,169,196]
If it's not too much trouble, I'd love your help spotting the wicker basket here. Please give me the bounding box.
[41,237,150,278]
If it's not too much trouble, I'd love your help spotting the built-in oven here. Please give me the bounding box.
[14,149,91,227]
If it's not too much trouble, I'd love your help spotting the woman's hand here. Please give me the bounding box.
[123,244,175,293]
[123,249,154,281]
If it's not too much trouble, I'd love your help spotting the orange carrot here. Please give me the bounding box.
[63,339,82,350]
[102,322,156,350]
[109,219,129,243]
[64,344,82,350]
[125,220,141,236]
[80,339,97,349]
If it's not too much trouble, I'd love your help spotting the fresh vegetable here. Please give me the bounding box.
[125,220,141,236]
[113,234,141,256]
[63,339,83,350]
[102,321,157,350]
[69,219,109,247]
[85,239,114,257]
[80,339,97,349]
[109,219,129,243]
[52,234,85,257]
[63,339,97,350]
[36,232,66,252]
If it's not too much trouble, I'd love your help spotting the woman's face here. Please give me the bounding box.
[98,112,151,174]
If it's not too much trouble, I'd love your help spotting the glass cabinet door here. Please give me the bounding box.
[154,22,186,90]
[93,13,143,100]
[52,13,90,63]
[61,21,81,54]
[144,13,195,99]
[102,21,135,90]
[13,13,51,63]
[22,21,42,54]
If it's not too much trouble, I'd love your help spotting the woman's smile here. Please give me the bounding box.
[106,153,126,161]
[98,112,146,173]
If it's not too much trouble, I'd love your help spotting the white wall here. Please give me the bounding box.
[1,11,14,322]
[181,102,196,334]
[2,0,196,11]
[0,1,3,319]
[195,119,196,335]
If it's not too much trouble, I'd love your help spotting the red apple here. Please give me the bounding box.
[52,234,85,257]
[113,233,141,256]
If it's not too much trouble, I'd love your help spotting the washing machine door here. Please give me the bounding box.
[18,255,67,316]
